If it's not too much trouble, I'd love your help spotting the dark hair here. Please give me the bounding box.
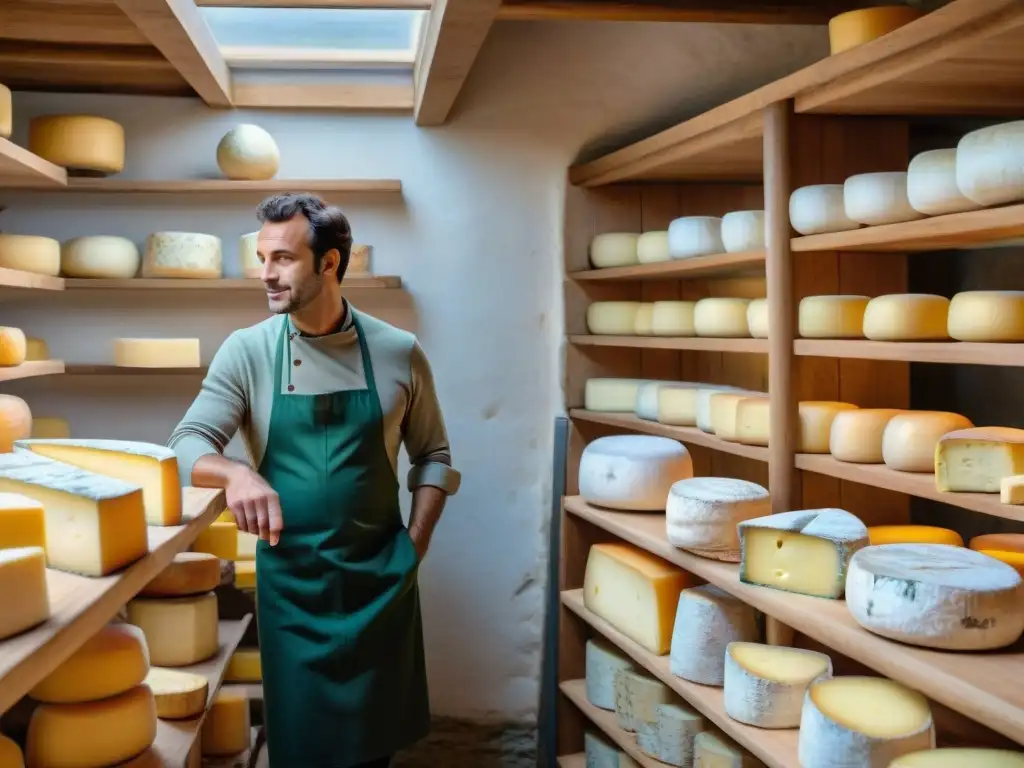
[256,193,353,283]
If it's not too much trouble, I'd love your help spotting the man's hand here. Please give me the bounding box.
[225,465,283,546]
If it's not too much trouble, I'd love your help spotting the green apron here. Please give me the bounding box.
[255,313,430,767]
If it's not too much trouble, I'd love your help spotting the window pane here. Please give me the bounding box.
[201,8,424,51]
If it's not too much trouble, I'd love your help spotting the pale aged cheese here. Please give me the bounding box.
[585,730,619,768]
[739,508,868,599]
[746,299,769,338]
[583,543,695,654]
[666,477,771,562]
[143,232,223,279]
[651,301,696,336]
[828,6,924,54]
[724,641,832,729]
[613,669,671,733]
[16,438,181,526]
[634,303,655,335]
[907,148,981,216]
[668,216,724,258]
[0,234,61,277]
[844,172,924,226]
[145,667,209,719]
[694,298,752,338]
[235,560,256,589]
[586,637,635,711]
[0,546,49,641]
[721,210,765,253]
[798,676,935,768]
[800,401,860,453]
[216,124,280,181]
[970,533,1024,553]
[26,685,157,767]
[127,592,219,667]
[694,731,763,768]
[225,648,262,683]
[670,585,758,685]
[637,231,670,264]
[636,381,672,421]
[579,435,692,511]
[0,452,147,577]
[734,397,771,446]
[31,418,70,439]
[948,291,1024,342]
[1002,476,1024,504]
[140,552,222,597]
[192,521,239,560]
[0,492,44,550]
[584,378,646,412]
[868,525,963,547]
[656,383,703,427]
[30,623,149,704]
[587,302,642,335]
[201,688,251,756]
[590,233,640,268]
[936,426,1024,493]
[863,294,950,341]
[28,115,125,174]
[636,701,706,767]
[0,395,32,452]
[61,236,140,279]
[0,733,22,768]
[881,411,973,472]
[236,529,258,560]
[240,231,261,278]
[0,84,10,138]
[25,337,49,362]
[846,543,1024,650]
[892,749,1024,768]
[790,184,859,236]
[799,295,869,339]
[696,386,748,433]
[829,408,904,463]
[115,338,201,368]
[956,120,1024,207]
[711,392,768,441]
[0,328,26,366]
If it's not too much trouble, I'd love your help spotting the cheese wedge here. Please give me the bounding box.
[193,521,239,560]
[127,593,219,667]
[235,560,256,589]
[586,638,634,711]
[670,585,757,686]
[936,427,1024,493]
[723,642,832,728]
[613,669,671,733]
[145,667,209,719]
[0,492,45,550]
[891,749,1024,767]
[0,546,50,641]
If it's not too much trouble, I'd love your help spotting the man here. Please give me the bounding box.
[168,193,460,768]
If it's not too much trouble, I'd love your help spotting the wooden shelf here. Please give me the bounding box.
[65,365,209,375]
[570,336,768,354]
[794,339,1024,367]
[0,361,65,382]
[0,268,64,292]
[562,594,798,768]
[63,275,401,290]
[0,137,67,188]
[557,755,584,768]
[570,410,769,463]
[565,496,1024,745]
[54,179,402,194]
[569,250,765,282]
[0,487,225,714]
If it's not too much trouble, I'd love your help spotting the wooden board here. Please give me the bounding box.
[795,339,1024,367]
[570,335,769,354]
[570,249,765,281]
[0,136,66,188]
[63,276,402,290]
[0,361,64,382]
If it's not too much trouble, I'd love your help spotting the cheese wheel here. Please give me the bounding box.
[145,667,209,719]
[828,6,924,53]
[956,120,1024,207]
[115,338,201,368]
[584,378,645,412]
[31,418,69,439]
[579,435,692,511]
[846,543,1024,650]
[0,396,32,453]
[140,552,222,597]
[586,301,641,335]
[790,184,859,236]
[590,233,640,268]
[844,172,924,226]
[907,148,981,216]
[869,525,963,547]
[666,477,771,562]
[669,585,758,685]
[695,386,746,433]
[127,593,219,666]
[892,749,1024,768]
[747,298,768,338]
[668,216,724,258]
[0,328,26,366]
[637,231,669,264]
[724,642,832,729]
[830,408,903,463]
[584,731,619,767]
[0,83,10,139]
[721,210,765,253]
[61,236,140,279]
[634,303,655,335]
[201,689,251,756]
[979,550,1024,576]
[863,294,950,341]
[226,648,261,681]
[0,733,22,768]
[936,427,1024,493]
[734,397,771,446]
[216,124,280,181]
[948,290,1024,342]
[0,546,49,641]
[799,401,860,453]
[694,298,751,337]
[650,301,696,336]
[799,295,869,339]
[25,337,48,362]
[28,115,125,174]
[585,637,634,711]
[711,392,767,441]
[636,382,698,422]
[656,383,702,427]
[240,231,261,278]
[881,410,973,472]
[0,234,61,277]
[143,232,223,279]
[970,533,1024,553]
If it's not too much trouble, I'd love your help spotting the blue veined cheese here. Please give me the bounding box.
[724,642,832,728]
[142,232,223,279]
[669,584,758,685]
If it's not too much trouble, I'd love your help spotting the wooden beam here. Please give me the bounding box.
[195,0,431,6]
[113,0,232,106]
[0,2,149,46]
[414,0,501,125]
[496,0,881,24]
[222,46,416,69]
[231,78,414,110]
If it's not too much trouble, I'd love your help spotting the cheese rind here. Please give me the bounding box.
[216,124,280,181]
[799,295,869,339]
[881,411,973,472]
[891,749,1024,768]
[236,529,258,560]
[635,382,667,421]
[613,669,671,733]
[590,233,640,268]
[801,401,860,452]
[696,386,748,434]
[127,592,220,667]
[724,642,832,729]
[0,546,50,641]
[790,184,859,236]
[586,302,642,336]
[141,552,222,597]
[668,216,724,258]
[145,667,209,719]
[61,236,140,279]
[828,6,923,53]
[948,290,1024,342]
[579,435,692,511]
[586,637,635,711]
[907,148,981,216]
[0,234,61,277]
[0,395,33,452]
[143,232,223,279]
[584,378,646,412]
[711,392,767,442]
[637,701,706,767]
[970,533,1024,553]
[694,298,752,338]
[115,338,201,368]
[1002,476,1024,504]
[956,121,1024,207]
[863,294,950,341]
[0,733,22,768]
[670,585,758,685]
[746,299,769,339]
[843,172,924,226]
[201,689,251,756]
[666,477,771,562]
[721,210,765,253]
[28,115,126,174]
[734,397,771,446]
[829,408,903,464]
[935,426,1024,493]
[0,492,45,550]
[585,730,619,768]
[637,231,670,264]
[651,301,696,336]
[868,525,963,547]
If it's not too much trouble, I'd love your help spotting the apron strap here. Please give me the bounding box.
[279,309,379,396]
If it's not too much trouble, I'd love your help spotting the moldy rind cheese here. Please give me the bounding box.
[724,641,832,729]
[669,584,757,686]
[586,637,635,711]
[143,232,223,279]
[665,477,771,562]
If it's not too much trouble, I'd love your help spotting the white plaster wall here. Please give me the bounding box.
[0,19,827,724]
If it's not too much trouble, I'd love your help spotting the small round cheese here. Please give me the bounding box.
[578,435,693,511]
[585,637,634,711]
[907,148,981,216]
[589,233,640,268]
[634,303,655,335]
[650,301,696,336]
[586,301,641,335]
[892,749,1024,768]
[798,295,869,339]
[0,395,32,452]
[881,411,973,472]
[970,533,1024,554]
[747,298,769,338]
[0,234,61,277]
[956,120,1024,207]
[668,216,724,258]
[846,544,1024,650]
[666,477,771,562]
[830,408,904,463]
[140,552,222,597]
[799,401,859,454]
[61,236,140,279]
[724,642,832,729]
[790,184,859,236]
[844,172,924,226]
[669,585,758,685]
[948,290,1024,342]
[216,124,280,181]
[240,231,261,278]
[25,337,48,361]
[862,293,950,341]
[145,667,209,719]
[143,232,223,279]
[720,210,765,252]
[828,6,924,54]
[28,115,125,175]
[583,378,646,412]
[694,298,751,338]
[0,327,26,366]
[868,525,963,547]
[637,231,669,264]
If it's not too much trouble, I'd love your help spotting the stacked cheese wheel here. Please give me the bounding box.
[197,510,257,589]
[586,296,763,338]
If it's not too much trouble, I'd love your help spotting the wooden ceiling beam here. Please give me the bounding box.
[495,0,885,24]
[232,79,414,110]
[0,3,149,46]
[194,0,431,7]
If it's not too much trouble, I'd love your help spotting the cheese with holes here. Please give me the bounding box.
[143,232,222,279]
[0,547,49,641]
[724,642,832,728]
[634,303,655,335]
[31,418,70,439]
[235,560,256,589]
[721,210,765,253]
[694,731,762,768]
[739,508,868,599]
[948,291,1024,342]
[584,543,694,654]
[115,337,201,368]
[237,529,258,560]
[1002,476,1024,504]
[637,231,670,264]
[907,148,981,216]
[846,543,1024,650]
[670,585,757,685]
[0,84,10,138]
[0,234,61,277]
[666,477,771,562]
[586,638,635,710]
[25,337,48,361]
[799,295,869,339]
[0,328,25,367]
[970,533,1024,553]
[0,492,44,550]
[127,593,219,666]
[868,525,963,547]
[936,427,1024,492]
[141,552,221,597]
[651,301,696,336]
[587,302,641,335]
[711,392,767,441]
[590,233,640,268]
[830,408,904,463]
[636,701,706,767]
[217,124,279,181]
[694,298,751,338]
[668,216,724,258]
[0,453,147,576]
[584,378,645,412]
[798,676,934,767]
[800,401,859,453]
[193,521,239,559]
[614,669,671,733]
[863,294,950,341]
[146,668,209,720]
[0,734,22,768]
[956,120,1024,207]
[696,386,746,433]
[15,438,182,526]
[790,184,859,236]
[747,299,768,338]
[828,6,924,54]
[734,397,771,446]
[892,749,1024,768]
[202,688,251,756]
[225,649,262,683]
[844,172,923,226]
[656,383,702,426]
[61,236,140,279]
[29,115,125,174]
[30,623,149,704]
[881,411,973,472]
[585,731,619,768]
[579,435,692,511]
[0,396,32,453]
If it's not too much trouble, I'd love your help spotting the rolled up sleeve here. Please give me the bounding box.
[403,341,460,495]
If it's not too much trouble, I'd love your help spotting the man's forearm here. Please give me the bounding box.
[191,453,251,489]
[408,485,447,556]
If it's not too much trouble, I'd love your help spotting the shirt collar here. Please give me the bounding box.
[288,298,353,338]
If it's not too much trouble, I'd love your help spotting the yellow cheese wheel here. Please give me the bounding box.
[0,395,31,452]
[979,549,1024,576]
[948,291,1024,342]
[61,236,140,279]
[0,328,26,367]
[863,294,950,341]
[28,115,126,175]
[145,667,209,720]
[798,401,859,454]
[868,525,963,547]
[828,6,924,54]
[140,552,222,597]
[970,533,1024,554]
[25,337,48,362]
[0,733,22,767]
[799,295,869,339]
[0,234,61,277]
[830,408,904,463]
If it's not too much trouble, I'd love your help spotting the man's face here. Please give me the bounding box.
[257,214,327,315]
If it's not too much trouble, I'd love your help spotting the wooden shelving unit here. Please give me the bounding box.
[0,361,65,382]
[63,276,402,290]
[19,178,403,194]
[0,136,67,188]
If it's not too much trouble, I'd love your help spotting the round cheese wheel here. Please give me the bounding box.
[668,216,724,259]
[0,734,22,768]
[143,232,223,279]
[790,184,859,236]
[0,395,31,452]
[25,337,48,361]
[61,235,140,279]
[651,301,695,336]
[892,749,1024,768]
[863,293,950,341]
[799,294,869,339]
[720,210,765,252]
[666,477,770,562]
[586,301,641,335]
[0,327,26,366]
[948,290,1024,342]
[907,148,981,216]
[127,593,219,666]
[216,124,280,181]
[656,382,702,427]
[868,525,964,547]
[140,552,222,597]
[0,234,61,277]
[578,435,693,511]
[28,115,125,174]
[970,533,1024,554]
[956,120,1024,207]
[724,642,832,729]
[583,378,646,412]
[799,401,860,453]
[881,411,974,472]
[637,231,669,264]
[635,381,664,421]
[240,231,261,278]
[978,550,1024,576]
[844,171,924,226]
[828,6,924,54]
[696,386,756,434]
[145,667,209,719]
[711,392,767,441]
[747,298,769,338]
[589,233,640,268]
[830,408,904,463]
[634,303,655,335]
[694,298,751,338]
[0,84,10,139]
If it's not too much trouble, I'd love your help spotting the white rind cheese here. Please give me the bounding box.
[843,172,924,226]
[790,184,859,236]
[721,210,766,253]
[587,302,642,335]
[61,236,140,279]
[907,148,981,216]
[143,232,223,279]
[585,638,635,711]
[613,668,672,733]
[668,216,724,258]
[724,642,832,729]
[694,298,752,338]
[948,290,1024,342]
[956,120,1024,207]
[634,381,662,421]
[637,231,670,264]
[579,435,692,511]
[584,378,646,412]
[0,234,61,277]
[636,701,706,767]
[665,477,771,562]
[846,543,1024,650]
[669,585,757,685]
[585,730,619,768]
[216,124,280,181]
[590,233,640,268]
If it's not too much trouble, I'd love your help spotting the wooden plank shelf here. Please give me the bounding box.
[54,179,403,194]
[570,336,768,354]
[562,593,798,768]
[569,410,769,463]
[64,365,209,375]
[565,496,1024,745]
[0,268,64,292]
[794,339,1024,367]
[63,276,401,290]
[0,137,67,188]
[557,755,584,768]
[569,250,765,282]
[0,487,225,714]
[0,361,64,382]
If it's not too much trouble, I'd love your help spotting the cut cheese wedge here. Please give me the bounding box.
[1002,476,1024,504]
[613,669,671,733]
[666,477,771,562]
[0,492,45,550]
[15,438,181,526]
[145,667,209,719]
[586,638,634,711]
[140,552,221,597]
[724,642,832,729]
[936,427,1024,493]
[670,584,757,686]
[193,521,239,560]
[127,593,219,667]
[636,701,706,766]
[868,525,963,547]
[0,546,50,641]
[891,748,1024,767]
